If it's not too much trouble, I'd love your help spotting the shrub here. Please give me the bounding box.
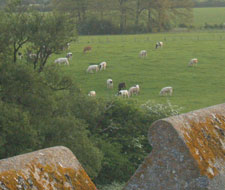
[179,23,188,28]
[141,100,182,120]
[124,24,148,34]
[0,62,103,179]
[92,100,153,184]
[77,17,119,35]
[97,182,125,190]
[204,22,225,29]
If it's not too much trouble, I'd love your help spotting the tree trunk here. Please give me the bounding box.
[135,0,140,27]
[81,7,86,22]
[13,43,17,63]
[147,8,152,32]
[77,10,81,23]
[120,10,124,33]
[119,0,126,33]
[100,10,104,21]
[124,9,127,30]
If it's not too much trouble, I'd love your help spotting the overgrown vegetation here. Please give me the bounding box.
[3,0,224,189]
[0,0,186,186]
[0,0,184,188]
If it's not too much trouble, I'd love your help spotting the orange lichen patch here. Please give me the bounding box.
[182,114,225,179]
[0,160,97,190]
[0,170,28,189]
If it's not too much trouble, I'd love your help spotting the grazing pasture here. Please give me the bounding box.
[193,7,225,27]
[49,32,225,113]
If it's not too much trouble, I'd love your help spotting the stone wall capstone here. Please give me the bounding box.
[124,103,225,190]
[0,146,97,190]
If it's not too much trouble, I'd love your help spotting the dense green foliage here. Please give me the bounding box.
[0,0,77,69]
[0,62,103,178]
[1,1,224,189]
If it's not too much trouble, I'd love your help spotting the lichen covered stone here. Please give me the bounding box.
[124,103,225,190]
[0,146,97,190]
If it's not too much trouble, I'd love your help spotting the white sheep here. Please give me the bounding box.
[188,58,198,66]
[99,61,107,71]
[139,50,147,58]
[128,85,140,97]
[118,90,129,98]
[86,65,99,73]
[156,41,163,49]
[54,57,69,65]
[66,52,72,59]
[88,91,96,97]
[159,87,173,96]
[107,79,113,89]
[136,84,140,93]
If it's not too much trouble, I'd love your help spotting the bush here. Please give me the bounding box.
[97,182,125,190]
[92,100,153,184]
[77,17,119,35]
[141,100,182,120]
[0,100,37,158]
[0,62,103,179]
[123,24,148,34]
[204,22,225,29]
[178,23,188,28]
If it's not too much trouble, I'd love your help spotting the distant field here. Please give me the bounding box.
[48,32,225,113]
[193,7,225,27]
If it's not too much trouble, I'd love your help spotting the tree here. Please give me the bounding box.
[0,100,37,158]
[0,0,77,69]
[0,12,11,61]
[0,61,103,179]
[88,0,112,21]
[1,0,32,63]
[131,0,148,28]
[27,12,77,71]
[145,0,193,32]
[52,0,90,23]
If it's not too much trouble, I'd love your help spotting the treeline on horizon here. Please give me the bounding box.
[1,0,195,34]
[2,0,225,8]
[1,0,225,35]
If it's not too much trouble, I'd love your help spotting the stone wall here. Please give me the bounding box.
[0,146,97,190]
[124,103,225,190]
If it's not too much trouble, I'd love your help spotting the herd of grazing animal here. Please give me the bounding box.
[19,41,197,99]
[85,41,199,98]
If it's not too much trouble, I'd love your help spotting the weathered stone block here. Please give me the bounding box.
[124,103,225,190]
[0,146,97,190]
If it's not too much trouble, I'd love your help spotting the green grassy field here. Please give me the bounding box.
[48,32,225,113]
[193,7,225,27]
